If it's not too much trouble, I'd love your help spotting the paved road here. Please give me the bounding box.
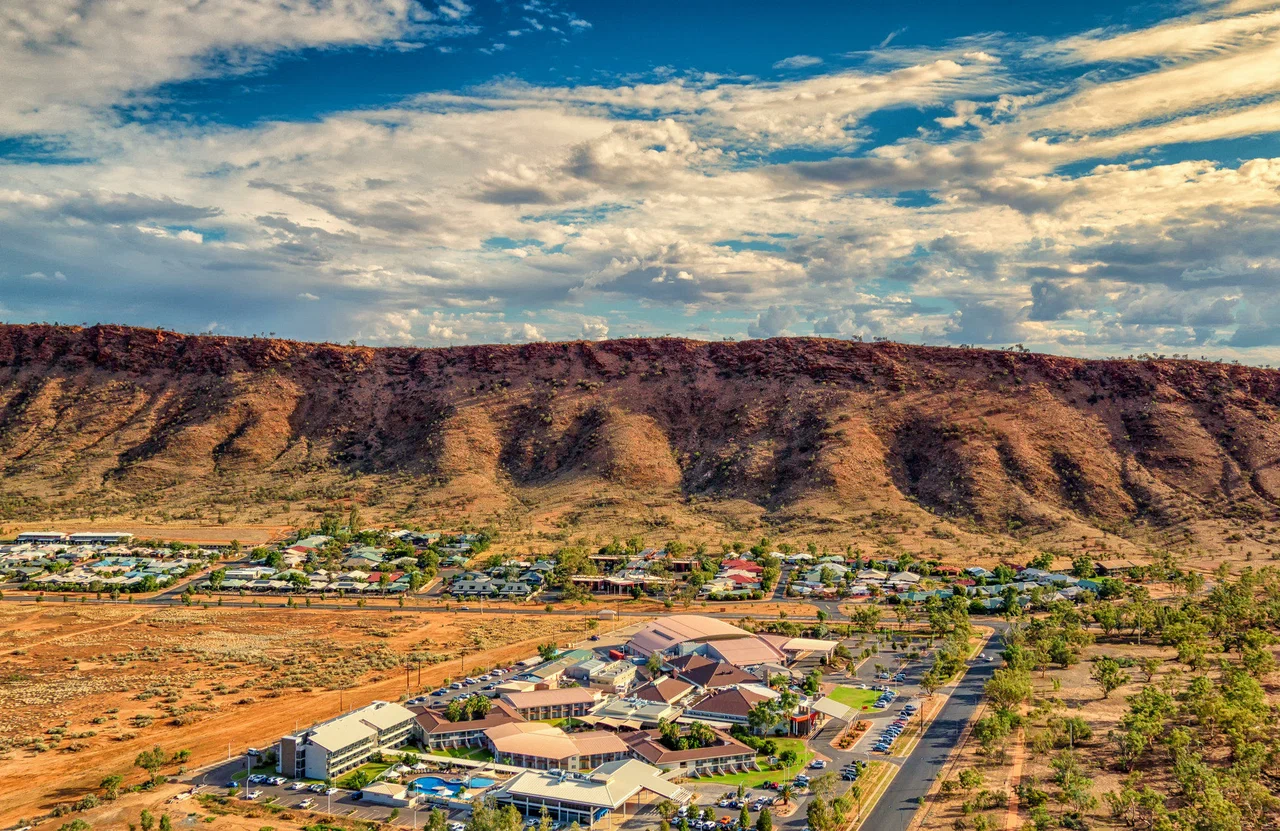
[0,590,927,626]
[859,633,1005,831]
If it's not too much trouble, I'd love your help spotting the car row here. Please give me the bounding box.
[872,708,914,752]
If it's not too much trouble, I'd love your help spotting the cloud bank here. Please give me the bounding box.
[2,0,1280,360]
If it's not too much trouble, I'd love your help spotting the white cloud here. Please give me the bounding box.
[773,54,824,70]
[0,0,472,135]
[1,0,1280,360]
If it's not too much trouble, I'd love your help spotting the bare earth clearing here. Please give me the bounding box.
[0,604,601,827]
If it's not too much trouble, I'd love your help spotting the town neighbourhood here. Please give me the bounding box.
[0,523,1161,831]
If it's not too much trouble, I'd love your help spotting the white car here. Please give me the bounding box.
[246,790,263,800]
[299,798,315,809]
[291,781,308,790]
[325,787,338,796]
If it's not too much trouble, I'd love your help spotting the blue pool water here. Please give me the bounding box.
[410,775,496,796]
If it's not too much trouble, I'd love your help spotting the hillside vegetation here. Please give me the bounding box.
[2,324,1280,562]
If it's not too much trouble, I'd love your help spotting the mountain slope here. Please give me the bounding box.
[2,324,1279,559]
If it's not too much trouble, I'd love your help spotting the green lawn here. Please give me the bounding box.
[434,746,494,761]
[827,686,883,711]
[694,738,814,789]
[336,761,392,789]
[534,717,587,729]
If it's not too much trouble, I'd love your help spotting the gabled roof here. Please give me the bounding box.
[502,687,600,709]
[632,677,695,704]
[674,657,756,689]
[413,700,523,735]
[685,686,772,719]
[623,727,754,765]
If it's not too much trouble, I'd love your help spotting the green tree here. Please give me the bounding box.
[140,811,155,831]
[134,746,168,780]
[984,668,1032,711]
[756,808,773,831]
[466,797,522,831]
[958,768,984,794]
[158,815,171,831]
[100,773,124,800]
[1090,656,1130,699]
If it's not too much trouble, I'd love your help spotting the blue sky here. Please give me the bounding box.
[2,0,1280,358]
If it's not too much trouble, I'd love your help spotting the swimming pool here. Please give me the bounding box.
[410,775,496,796]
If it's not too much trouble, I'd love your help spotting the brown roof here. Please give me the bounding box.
[502,687,601,709]
[686,687,771,719]
[623,728,755,765]
[486,722,629,760]
[1095,559,1144,571]
[674,657,756,689]
[632,677,694,704]
[412,700,523,735]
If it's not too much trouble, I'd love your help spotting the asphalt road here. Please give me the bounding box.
[859,632,1004,831]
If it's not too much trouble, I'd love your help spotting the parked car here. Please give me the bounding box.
[246,790,262,800]
[325,788,338,796]
[589,634,600,641]
[810,760,826,769]
[351,791,364,801]
[310,784,325,793]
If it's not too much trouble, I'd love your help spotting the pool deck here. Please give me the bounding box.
[419,753,525,776]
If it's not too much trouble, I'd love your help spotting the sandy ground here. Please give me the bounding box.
[915,639,1205,831]
[0,603,602,827]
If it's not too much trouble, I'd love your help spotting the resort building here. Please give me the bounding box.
[500,688,602,721]
[489,760,692,829]
[484,723,631,771]
[410,701,524,750]
[622,728,757,775]
[277,701,416,781]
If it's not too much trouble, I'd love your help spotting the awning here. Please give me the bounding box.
[811,697,853,721]
[620,719,644,730]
